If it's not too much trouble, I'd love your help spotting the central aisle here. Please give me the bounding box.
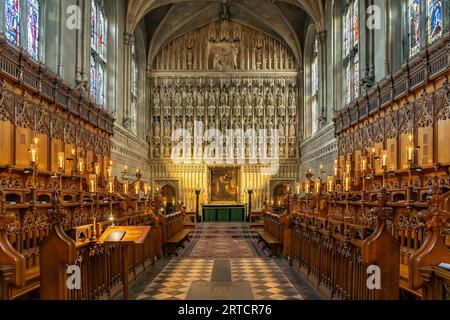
[129,223,321,300]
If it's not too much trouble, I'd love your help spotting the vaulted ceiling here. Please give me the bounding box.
[128,0,323,68]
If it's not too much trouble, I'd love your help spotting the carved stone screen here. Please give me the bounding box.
[149,20,301,211]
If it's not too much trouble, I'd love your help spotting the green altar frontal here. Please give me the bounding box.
[202,204,246,222]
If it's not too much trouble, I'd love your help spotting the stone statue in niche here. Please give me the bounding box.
[186,90,193,107]
[174,90,182,107]
[243,87,252,107]
[164,119,171,137]
[231,44,239,69]
[208,90,216,106]
[197,89,204,107]
[220,90,228,106]
[255,88,263,108]
[233,90,241,107]
[288,89,295,106]
[163,90,171,106]
[266,88,275,106]
[153,89,160,106]
[153,118,161,137]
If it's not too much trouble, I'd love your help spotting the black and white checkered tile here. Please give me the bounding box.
[231,258,303,300]
[137,259,214,300]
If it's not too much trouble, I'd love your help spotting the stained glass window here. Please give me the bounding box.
[90,55,96,98]
[90,0,107,107]
[343,0,359,105]
[91,0,97,49]
[5,0,20,46]
[27,0,40,60]
[427,0,442,44]
[408,0,421,57]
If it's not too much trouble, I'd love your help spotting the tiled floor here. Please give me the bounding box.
[127,222,322,300]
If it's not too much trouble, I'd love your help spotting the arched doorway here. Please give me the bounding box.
[273,184,288,206]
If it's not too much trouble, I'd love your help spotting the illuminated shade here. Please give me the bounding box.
[408,0,421,57]
[5,0,20,46]
[27,0,40,60]
[427,0,442,44]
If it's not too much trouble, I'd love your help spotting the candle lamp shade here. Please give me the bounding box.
[88,174,97,193]
[29,142,39,165]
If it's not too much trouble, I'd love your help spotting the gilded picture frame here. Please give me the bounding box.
[208,167,240,204]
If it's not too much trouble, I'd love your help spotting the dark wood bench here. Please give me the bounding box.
[164,229,191,256]
[257,230,282,257]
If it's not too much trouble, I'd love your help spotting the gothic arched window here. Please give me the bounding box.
[130,44,138,134]
[26,0,40,60]
[343,0,359,106]
[427,0,443,44]
[5,0,21,47]
[90,0,107,107]
[408,0,421,57]
[407,0,443,58]
[5,0,41,60]
[311,37,319,135]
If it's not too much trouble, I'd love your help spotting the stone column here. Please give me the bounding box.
[122,32,135,129]
[317,30,328,127]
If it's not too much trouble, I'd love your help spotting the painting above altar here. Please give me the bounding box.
[210,168,239,203]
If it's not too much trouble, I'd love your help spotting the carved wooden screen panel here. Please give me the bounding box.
[416,93,434,167]
[0,120,12,165]
[37,133,48,170]
[437,89,450,164]
[15,127,32,167]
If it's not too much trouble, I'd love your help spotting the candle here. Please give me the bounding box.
[144,184,149,195]
[408,146,413,161]
[135,184,139,195]
[305,181,310,194]
[95,163,100,175]
[124,181,129,194]
[58,154,64,170]
[79,160,84,174]
[345,177,350,192]
[382,154,387,167]
[334,164,338,176]
[315,180,320,193]
[89,179,95,193]
[362,159,367,172]
[30,147,37,163]
[346,162,350,174]
[109,181,113,194]
[296,183,300,194]
[328,179,333,193]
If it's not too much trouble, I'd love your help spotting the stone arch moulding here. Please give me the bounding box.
[126,0,326,58]
[153,179,180,200]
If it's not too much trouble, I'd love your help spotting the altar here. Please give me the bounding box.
[202,204,246,222]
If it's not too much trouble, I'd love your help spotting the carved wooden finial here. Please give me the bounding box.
[370,188,394,221]
[418,185,450,231]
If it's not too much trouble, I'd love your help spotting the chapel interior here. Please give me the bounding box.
[0,0,449,301]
